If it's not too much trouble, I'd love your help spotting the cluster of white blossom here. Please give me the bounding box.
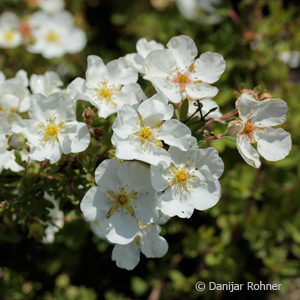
[0,35,292,270]
[176,0,223,24]
[0,0,86,58]
[278,50,300,69]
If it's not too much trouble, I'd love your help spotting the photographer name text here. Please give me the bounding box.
[195,281,282,292]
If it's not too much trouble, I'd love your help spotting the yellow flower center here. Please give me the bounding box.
[174,169,189,184]
[45,124,59,138]
[177,74,190,85]
[106,187,138,218]
[172,71,192,91]
[140,127,153,139]
[0,105,18,113]
[4,31,14,42]
[98,87,112,100]
[244,122,255,134]
[93,82,120,106]
[46,31,59,43]
[169,164,198,192]
[135,113,163,148]
[39,117,64,142]
[10,108,18,113]
[117,194,128,205]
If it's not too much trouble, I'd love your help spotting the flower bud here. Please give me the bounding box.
[260,92,273,100]
[83,107,95,120]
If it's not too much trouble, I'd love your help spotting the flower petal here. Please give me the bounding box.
[158,187,195,218]
[186,82,218,99]
[167,35,198,71]
[30,139,62,164]
[150,163,171,192]
[140,224,168,258]
[115,161,152,192]
[12,119,40,145]
[194,147,224,179]
[138,97,173,125]
[112,242,140,270]
[191,179,221,210]
[254,128,291,161]
[252,99,288,127]
[106,212,138,244]
[113,138,172,166]
[80,186,110,221]
[59,121,90,154]
[144,49,177,78]
[116,83,146,109]
[236,93,260,122]
[86,55,107,88]
[133,192,158,224]
[29,93,75,122]
[66,77,90,102]
[192,52,226,84]
[236,135,261,168]
[158,119,192,151]
[94,159,120,189]
[64,28,86,54]
[150,77,182,103]
[136,38,164,59]
[107,57,138,85]
[111,105,140,139]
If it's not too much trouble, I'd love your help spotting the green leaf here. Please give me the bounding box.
[179,99,189,121]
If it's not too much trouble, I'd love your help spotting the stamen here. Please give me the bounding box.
[93,82,120,106]
[172,72,192,91]
[169,163,197,192]
[46,31,59,43]
[4,31,14,42]
[39,117,64,142]
[106,187,138,218]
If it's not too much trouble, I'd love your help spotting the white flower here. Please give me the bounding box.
[112,93,192,166]
[27,11,86,58]
[81,160,159,245]
[0,117,28,173]
[227,93,292,168]
[278,51,300,69]
[68,55,145,118]
[144,35,226,103]
[30,71,63,96]
[0,70,30,123]
[42,193,64,244]
[0,150,25,173]
[176,0,222,24]
[12,93,90,164]
[112,223,168,270]
[124,38,164,73]
[0,12,23,48]
[151,144,224,218]
[38,0,65,13]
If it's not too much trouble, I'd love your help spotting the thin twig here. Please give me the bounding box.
[204,134,228,141]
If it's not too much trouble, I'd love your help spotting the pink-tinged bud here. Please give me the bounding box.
[19,22,32,38]
[91,128,103,140]
[241,89,259,99]
[259,92,273,100]
[84,107,95,120]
